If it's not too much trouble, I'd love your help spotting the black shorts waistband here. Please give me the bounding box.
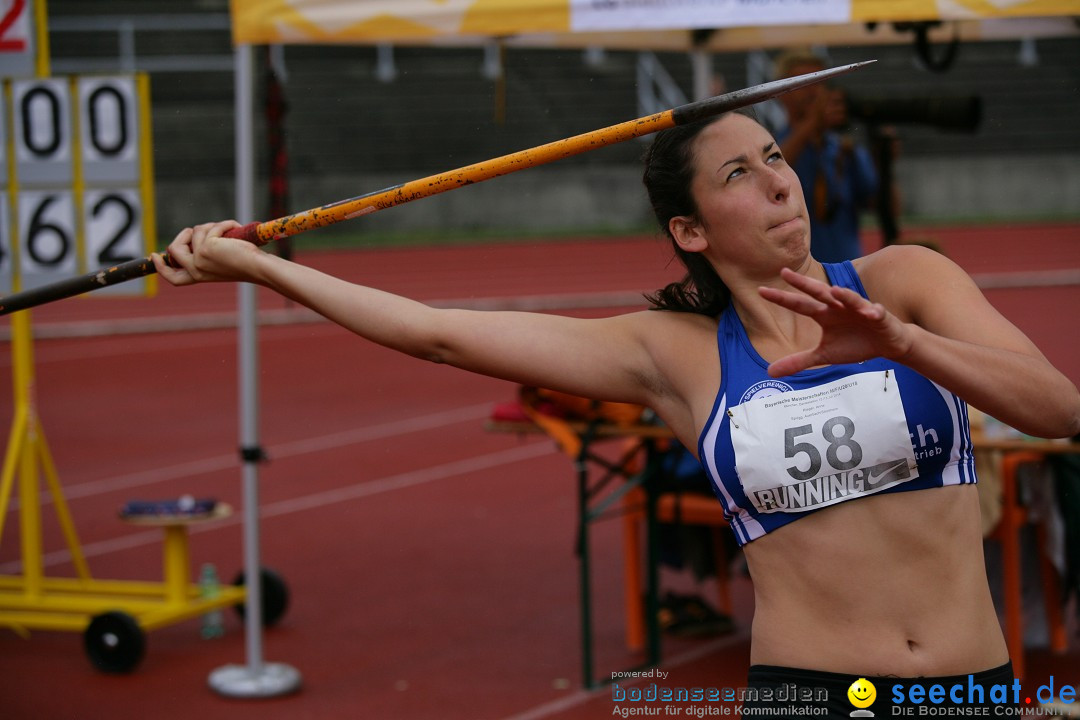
[748,660,1014,687]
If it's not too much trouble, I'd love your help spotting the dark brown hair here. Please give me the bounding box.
[641,109,759,316]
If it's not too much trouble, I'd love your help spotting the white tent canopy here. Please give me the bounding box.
[231,0,1080,49]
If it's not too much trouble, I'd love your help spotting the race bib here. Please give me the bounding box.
[728,370,918,514]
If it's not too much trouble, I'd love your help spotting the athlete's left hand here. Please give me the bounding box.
[758,267,914,377]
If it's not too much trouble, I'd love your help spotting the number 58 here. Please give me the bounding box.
[785,416,863,481]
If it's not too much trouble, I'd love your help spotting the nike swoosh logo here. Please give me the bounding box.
[869,459,907,478]
[866,459,910,487]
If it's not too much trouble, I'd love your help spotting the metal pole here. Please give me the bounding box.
[208,43,301,698]
[690,48,712,101]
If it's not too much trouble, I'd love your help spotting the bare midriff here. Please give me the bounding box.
[743,483,1009,677]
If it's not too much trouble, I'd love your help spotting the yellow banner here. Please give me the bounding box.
[230,0,566,44]
[852,0,1080,21]
[230,0,1080,45]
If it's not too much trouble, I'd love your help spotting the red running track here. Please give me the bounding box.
[0,224,1077,720]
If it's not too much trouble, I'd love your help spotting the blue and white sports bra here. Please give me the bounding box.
[696,261,976,546]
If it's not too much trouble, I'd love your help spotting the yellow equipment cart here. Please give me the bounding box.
[0,313,287,673]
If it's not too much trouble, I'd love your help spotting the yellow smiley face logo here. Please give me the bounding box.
[848,678,876,709]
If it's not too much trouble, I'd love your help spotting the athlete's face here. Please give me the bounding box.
[669,113,809,274]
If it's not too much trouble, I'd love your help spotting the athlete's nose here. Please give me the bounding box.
[765,165,791,203]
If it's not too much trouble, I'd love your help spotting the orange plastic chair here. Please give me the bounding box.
[622,481,732,652]
[988,451,1068,680]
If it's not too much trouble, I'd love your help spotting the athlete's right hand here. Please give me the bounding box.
[153,220,260,286]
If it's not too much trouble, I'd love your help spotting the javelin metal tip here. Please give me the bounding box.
[786,59,876,89]
[673,59,877,125]
[829,59,877,74]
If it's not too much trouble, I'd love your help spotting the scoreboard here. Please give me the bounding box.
[0,73,156,297]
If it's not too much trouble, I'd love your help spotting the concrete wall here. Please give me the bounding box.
[896,155,1080,221]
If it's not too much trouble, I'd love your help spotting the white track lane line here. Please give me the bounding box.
[11,402,502,508]
[0,441,555,573]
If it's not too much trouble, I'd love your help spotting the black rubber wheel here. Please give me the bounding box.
[84,611,146,673]
[232,567,289,627]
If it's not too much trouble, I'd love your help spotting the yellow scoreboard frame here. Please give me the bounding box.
[0,72,157,299]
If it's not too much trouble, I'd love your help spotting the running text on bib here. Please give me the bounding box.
[728,371,918,514]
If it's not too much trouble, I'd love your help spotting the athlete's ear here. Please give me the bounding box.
[669,215,708,253]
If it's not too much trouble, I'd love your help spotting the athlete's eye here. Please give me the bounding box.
[726,166,745,181]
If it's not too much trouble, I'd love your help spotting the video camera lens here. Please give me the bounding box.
[845,95,982,132]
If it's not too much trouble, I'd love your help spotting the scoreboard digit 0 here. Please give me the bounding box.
[78,75,139,185]
[12,77,72,187]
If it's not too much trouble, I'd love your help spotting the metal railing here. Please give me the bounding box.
[48,13,233,74]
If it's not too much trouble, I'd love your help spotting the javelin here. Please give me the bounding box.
[0,60,874,317]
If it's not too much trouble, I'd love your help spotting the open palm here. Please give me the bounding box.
[759,267,913,377]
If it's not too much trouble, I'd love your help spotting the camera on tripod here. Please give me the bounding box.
[845,94,982,132]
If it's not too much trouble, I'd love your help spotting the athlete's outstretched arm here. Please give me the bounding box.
[758,245,1080,439]
[154,221,670,412]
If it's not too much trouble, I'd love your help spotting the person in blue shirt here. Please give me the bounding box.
[773,49,879,263]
